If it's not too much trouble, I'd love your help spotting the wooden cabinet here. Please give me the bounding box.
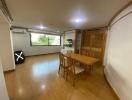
[80,28,107,63]
[75,30,82,53]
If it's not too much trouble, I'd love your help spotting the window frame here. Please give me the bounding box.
[30,32,61,46]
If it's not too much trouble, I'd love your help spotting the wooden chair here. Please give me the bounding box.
[66,57,84,86]
[79,47,91,56]
[89,48,102,71]
[79,49,91,72]
[59,53,85,86]
[79,49,87,55]
[58,53,64,74]
[58,53,71,79]
[67,50,73,54]
[90,48,102,59]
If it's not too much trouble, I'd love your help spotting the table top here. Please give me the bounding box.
[64,53,99,65]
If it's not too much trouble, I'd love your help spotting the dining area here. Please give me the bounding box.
[59,29,106,86]
[54,44,118,99]
[58,49,99,86]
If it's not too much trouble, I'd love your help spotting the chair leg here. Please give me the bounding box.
[63,68,65,77]
[65,71,68,80]
[90,65,93,73]
[84,65,89,73]
[63,68,67,79]
[58,65,61,74]
[72,74,76,86]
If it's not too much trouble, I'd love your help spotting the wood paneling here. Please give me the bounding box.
[75,30,82,53]
[63,28,107,63]
[80,28,107,63]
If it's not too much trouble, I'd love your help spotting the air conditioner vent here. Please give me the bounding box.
[12,28,27,34]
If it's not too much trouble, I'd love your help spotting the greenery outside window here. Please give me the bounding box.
[30,33,61,46]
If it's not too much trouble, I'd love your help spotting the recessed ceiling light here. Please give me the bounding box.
[70,10,87,26]
[75,18,82,23]
[38,25,47,30]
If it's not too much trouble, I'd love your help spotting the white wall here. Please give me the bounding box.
[104,4,132,100]
[0,22,15,71]
[0,58,9,100]
[65,30,76,40]
[64,30,76,50]
[12,32,61,56]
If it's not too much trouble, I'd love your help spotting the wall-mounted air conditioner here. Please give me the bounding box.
[11,28,27,34]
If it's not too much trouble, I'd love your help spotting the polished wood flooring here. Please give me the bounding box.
[4,54,118,100]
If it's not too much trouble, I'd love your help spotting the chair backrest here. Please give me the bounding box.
[90,48,102,59]
[64,56,76,74]
[65,56,74,67]
[80,49,91,56]
[59,53,74,68]
[67,50,73,54]
[80,47,102,59]
[59,53,65,66]
[80,49,86,55]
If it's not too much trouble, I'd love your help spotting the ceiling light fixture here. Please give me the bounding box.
[75,18,82,23]
[70,10,87,27]
[38,25,47,30]
[40,26,45,29]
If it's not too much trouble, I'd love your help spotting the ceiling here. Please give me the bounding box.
[0,10,7,24]
[5,0,131,32]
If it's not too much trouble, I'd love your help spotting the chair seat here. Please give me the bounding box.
[74,65,84,74]
[67,62,84,74]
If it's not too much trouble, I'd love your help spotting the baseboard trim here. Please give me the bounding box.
[4,52,59,73]
[4,69,15,73]
[104,68,120,100]
[25,52,60,57]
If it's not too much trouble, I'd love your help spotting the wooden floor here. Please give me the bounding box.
[4,54,118,100]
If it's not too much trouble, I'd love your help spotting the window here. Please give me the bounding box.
[30,33,61,46]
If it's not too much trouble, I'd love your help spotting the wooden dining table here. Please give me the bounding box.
[63,53,99,66]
